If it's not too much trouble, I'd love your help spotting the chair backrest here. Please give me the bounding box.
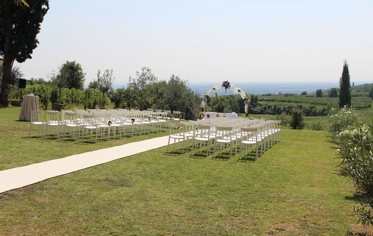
[30,110,44,122]
[46,111,60,123]
[169,122,186,136]
[193,124,211,139]
[215,126,234,140]
[240,127,259,141]
[83,114,99,126]
[64,112,78,125]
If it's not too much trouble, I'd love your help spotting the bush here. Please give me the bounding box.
[307,121,324,131]
[338,124,373,225]
[290,108,305,129]
[328,106,360,142]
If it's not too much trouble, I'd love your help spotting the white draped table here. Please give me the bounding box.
[19,95,39,121]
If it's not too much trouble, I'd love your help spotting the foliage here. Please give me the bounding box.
[50,88,58,105]
[96,69,115,95]
[329,88,338,98]
[316,89,323,97]
[49,71,67,104]
[97,92,110,108]
[83,88,100,109]
[338,124,373,226]
[0,0,49,101]
[164,75,200,120]
[369,87,373,99]
[147,80,167,110]
[277,112,291,128]
[123,82,137,110]
[328,107,373,225]
[111,87,126,109]
[58,61,85,90]
[253,95,371,116]
[129,67,157,110]
[328,106,360,142]
[290,107,305,129]
[339,61,352,108]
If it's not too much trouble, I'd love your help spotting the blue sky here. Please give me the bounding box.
[15,0,373,86]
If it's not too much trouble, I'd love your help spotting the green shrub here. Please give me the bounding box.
[290,108,304,129]
[328,106,360,142]
[338,124,373,225]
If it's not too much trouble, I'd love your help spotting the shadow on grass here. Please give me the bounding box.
[164,148,186,156]
[15,120,29,123]
[211,151,231,161]
[189,151,209,159]
[238,156,257,162]
[345,193,369,203]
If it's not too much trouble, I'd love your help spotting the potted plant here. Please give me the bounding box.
[10,99,21,106]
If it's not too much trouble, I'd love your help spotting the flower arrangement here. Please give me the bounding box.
[131,118,135,124]
[222,80,231,91]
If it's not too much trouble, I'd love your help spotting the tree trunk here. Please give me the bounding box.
[0,6,15,102]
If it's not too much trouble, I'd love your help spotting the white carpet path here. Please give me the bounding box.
[0,136,169,194]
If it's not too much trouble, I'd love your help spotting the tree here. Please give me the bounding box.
[0,0,49,102]
[369,87,373,100]
[164,75,200,119]
[290,107,305,129]
[148,80,167,110]
[49,70,68,104]
[59,61,85,90]
[97,69,115,95]
[301,91,307,95]
[111,87,126,109]
[329,88,338,98]
[129,67,157,110]
[339,61,351,108]
[315,89,323,97]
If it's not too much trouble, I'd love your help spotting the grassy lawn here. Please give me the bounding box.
[0,107,369,235]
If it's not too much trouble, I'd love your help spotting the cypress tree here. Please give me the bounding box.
[339,61,351,108]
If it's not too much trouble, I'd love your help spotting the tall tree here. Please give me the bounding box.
[315,89,323,97]
[59,61,85,90]
[129,67,157,110]
[164,75,199,119]
[0,0,49,102]
[339,61,351,108]
[96,69,115,95]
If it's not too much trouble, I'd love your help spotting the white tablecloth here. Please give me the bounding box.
[19,95,39,121]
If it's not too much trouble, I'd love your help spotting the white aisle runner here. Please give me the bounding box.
[0,136,169,194]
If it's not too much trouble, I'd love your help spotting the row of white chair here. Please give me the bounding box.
[29,109,175,141]
[166,118,281,160]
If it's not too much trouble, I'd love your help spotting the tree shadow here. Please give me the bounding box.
[345,193,369,203]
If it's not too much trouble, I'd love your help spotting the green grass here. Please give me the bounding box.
[0,107,369,235]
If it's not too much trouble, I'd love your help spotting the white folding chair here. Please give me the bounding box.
[240,127,262,160]
[167,122,186,153]
[29,110,46,137]
[213,126,238,158]
[82,114,100,142]
[46,111,63,138]
[63,111,82,139]
[190,124,213,157]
